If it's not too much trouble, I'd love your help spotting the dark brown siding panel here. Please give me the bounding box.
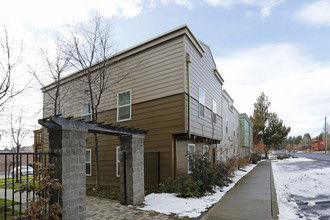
[86,93,186,186]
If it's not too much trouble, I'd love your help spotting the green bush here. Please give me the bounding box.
[159,151,250,198]
[277,155,290,160]
[250,153,261,164]
[189,150,233,195]
[159,178,202,198]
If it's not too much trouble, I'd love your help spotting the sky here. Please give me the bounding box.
[0,0,330,148]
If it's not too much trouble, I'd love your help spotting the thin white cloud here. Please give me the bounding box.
[0,0,150,29]
[295,0,330,26]
[203,0,285,18]
[215,43,330,137]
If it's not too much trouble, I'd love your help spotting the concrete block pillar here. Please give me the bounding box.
[120,134,145,205]
[48,126,87,220]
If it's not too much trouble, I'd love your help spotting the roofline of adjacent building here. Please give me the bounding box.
[222,89,234,102]
[239,113,253,124]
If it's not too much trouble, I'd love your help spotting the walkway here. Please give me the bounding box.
[86,196,180,220]
[201,160,277,220]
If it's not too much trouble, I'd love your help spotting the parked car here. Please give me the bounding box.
[9,166,34,177]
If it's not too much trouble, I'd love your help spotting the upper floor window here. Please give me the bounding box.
[234,127,236,137]
[199,87,205,118]
[212,99,217,124]
[82,102,92,122]
[226,118,229,133]
[117,90,132,122]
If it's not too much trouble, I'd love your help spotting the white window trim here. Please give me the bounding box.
[86,149,92,176]
[199,87,205,119]
[81,102,92,122]
[116,146,120,177]
[117,89,132,122]
[187,144,195,174]
[226,118,229,134]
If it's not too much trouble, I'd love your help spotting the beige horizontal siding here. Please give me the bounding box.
[185,37,223,141]
[43,36,185,121]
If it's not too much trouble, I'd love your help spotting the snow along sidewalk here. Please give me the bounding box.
[139,163,257,218]
[201,160,275,220]
[272,157,330,219]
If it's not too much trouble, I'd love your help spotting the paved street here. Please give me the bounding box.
[274,152,330,219]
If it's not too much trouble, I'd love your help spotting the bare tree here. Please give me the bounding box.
[10,110,29,182]
[29,36,72,116]
[63,13,116,187]
[0,24,24,112]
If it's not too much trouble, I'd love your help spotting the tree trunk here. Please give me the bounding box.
[93,133,100,188]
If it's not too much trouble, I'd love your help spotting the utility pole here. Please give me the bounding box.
[325,116,327,154]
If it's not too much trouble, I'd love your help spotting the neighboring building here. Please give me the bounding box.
[239,113,253,156]
[0,146,34,172]
[311,140,325,151]
[217,90,239,162]
[42,25,224,186]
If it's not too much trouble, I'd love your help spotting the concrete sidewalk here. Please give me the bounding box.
[201,160,278,220]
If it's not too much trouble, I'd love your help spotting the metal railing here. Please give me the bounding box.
[0,152,50,219]
[144,151,160,192]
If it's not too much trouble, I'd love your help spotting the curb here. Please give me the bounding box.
[270,160,279,220]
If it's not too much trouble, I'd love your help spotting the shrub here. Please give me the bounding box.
[159,178,202,198]
[250,153,261,164]
[189,150,234,195]
[159,152,251,198]
[277,155,290,160]
[236,157,250,169]
[11,163,63,220]
[189,151,216,193]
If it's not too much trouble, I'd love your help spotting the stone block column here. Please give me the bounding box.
[120,134,145,205]
[48,126,87,220]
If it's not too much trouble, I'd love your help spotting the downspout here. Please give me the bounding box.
[186,53,191,138]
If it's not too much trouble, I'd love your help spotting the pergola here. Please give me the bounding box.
[39,116,147,220]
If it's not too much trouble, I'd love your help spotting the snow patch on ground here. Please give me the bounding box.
[139,164,257,218]
[272,157,330,220]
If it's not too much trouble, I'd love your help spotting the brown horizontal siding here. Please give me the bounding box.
[86,93,186,186]
[175,140,215,180]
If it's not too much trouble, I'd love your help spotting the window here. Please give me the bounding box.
[86,149,92,176]
[226,118,229,133]
[117,90,131,122]
[82,102,92,122]
[212,100,217,124]
[116,147,120,177]
[199,87,205,118]
[203,145,209,158]
[187,144,195,174]
[234,127,236,137]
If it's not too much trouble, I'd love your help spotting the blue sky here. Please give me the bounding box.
[1,0,330,147]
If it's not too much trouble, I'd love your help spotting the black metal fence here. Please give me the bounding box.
[144,151,160,192]
[0,152,50,219]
